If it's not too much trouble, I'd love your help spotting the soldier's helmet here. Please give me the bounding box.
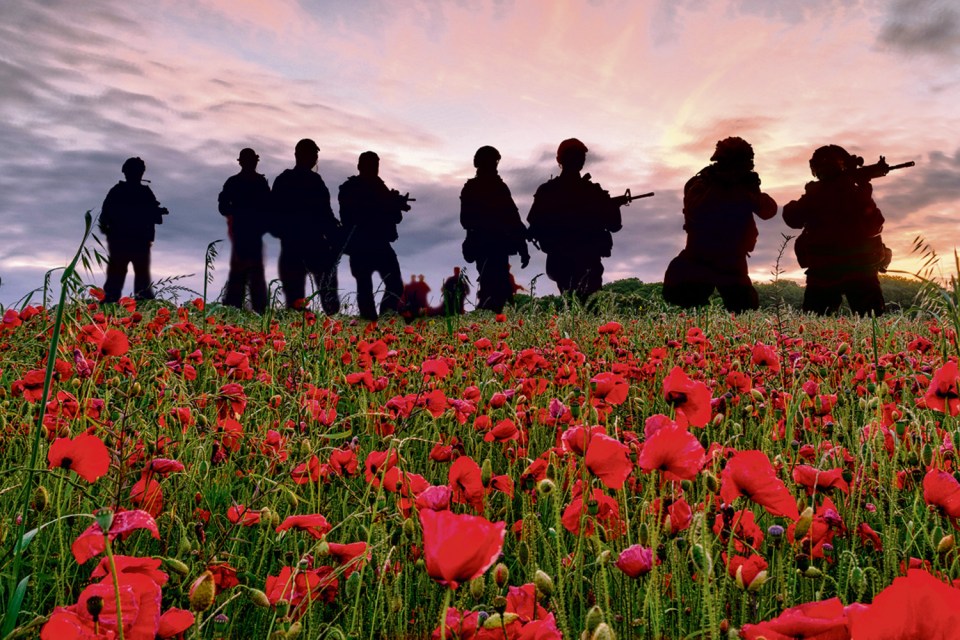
[473,146,501,169]
[121,157,146,176]
[238,148,259,162]
[710,137,754,165]
[295,138,320,154]
[809,145,852,180]
[556,138,588,165]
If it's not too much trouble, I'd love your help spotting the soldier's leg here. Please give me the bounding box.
[223,240,247,309]
[278,242,306,309]
[248,244,268,315]
[545,254,573,296]
[576,256,604,302]
[717,268,760,313]
[350,253,377,321]
[843,272,885,316]
[376,249,403,317]
[476,254,510,313]
[102,239,130,304]
[310,253,340,316]
[131,243,155,300]
[662,252,714,309]
[802,270,842,315]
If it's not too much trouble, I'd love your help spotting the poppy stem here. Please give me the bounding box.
[438,587,452,640]
[104,535,125,640]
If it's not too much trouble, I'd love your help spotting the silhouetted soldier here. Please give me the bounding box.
[271,139,341,314]
[527,139,622,302]
[662,137,777,312]
[339,151,412,321]
[99,157,168,303]
[401,274,431,320]
[437,267,470,316]
[460,146,530,313]
[219,148,270,313]
[783,145,892,315]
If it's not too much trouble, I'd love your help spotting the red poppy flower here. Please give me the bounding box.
[432,608,480,640]
[364,449,399,487]
[449,455,485,513]
[740,597,864,640]
[419,508,505,590]
[264,566,338,618]
[726,553,768,589]
[48,433,110,483]
[483,418,520,443]
[326,541,369,577]
[41,576,161,640]
[505,583,548,622]
[71,509,161,564]
[638,423,704,481]
[792,465,849,496]
[616,544,654,578]
[560,424,606,456]
[713,509,765,553]
[591,372,629,406]
[227,504,262,526]
[416,485,453,512]
[720,450,800,520]
[848,569,960,638]
[662,366,712,428]
[561,486,624,538]
[584,433,634,490]
[98,328,130,357]
[157,608,195,638]
[277,513,333,539]
[129,472,163,517]
[90,555,168,586]
[750,342,780,373]
[12,369,46,402]
[921,361,960,416]
[207,561,240,594]
[923,468,960,520]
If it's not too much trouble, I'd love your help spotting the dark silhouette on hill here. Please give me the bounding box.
[662,137,777,313]
[270,138,341,314]
[99,157,168,303]
[460,146,530,313]
[339,151,412,321]
[783,145,895,316]
[527,138,623,303]
[218,148,270,313]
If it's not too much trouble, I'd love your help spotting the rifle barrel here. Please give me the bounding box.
[630,191,655,200]
[888,161,915,171]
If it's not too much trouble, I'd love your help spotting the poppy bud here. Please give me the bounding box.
[518,541,530,565]
[32,486,49,512]
[922,443,934,467]
[938,534,955,554]
[390,595,403,613]
[481,459,493,488]
[598,549,612,566]
[483,613,520,629]
[638,522,649,547]
[403,518,416,539]
[247,587,271,608]
[537,478,557,496]
[591,622,616,640]
[704,471,719,493]
[164,557,190,577]
[285,490,299,509]
[795,507,814,540]
[747,570,768,592]
[189,571,216,612]
[712,413,724,426]
[851,567,864,591]
[286,621,302,639]
[493,562,509,587]
[534,569,554,597]
[836,342,849,356]
[470,577,486,601]
[691,544,712,577]
[803,566,822,579]
[750,389,764,402]
[585,605,605,632]
[346,571,361,599]
[316,540,330,557]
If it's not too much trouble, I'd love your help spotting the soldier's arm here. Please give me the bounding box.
[781,195,810,229]
[753,192,778,220]
[218,178,234,217]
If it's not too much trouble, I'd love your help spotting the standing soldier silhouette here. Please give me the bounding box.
[99,157,168,304]
[662,137,778,312]
[527,138,622,302]
[271,138,342,314]
[460,146,530,313]
[783,145,892,315]
[338,151,412,321]
[218,148,270,313]
[437,267,470,316]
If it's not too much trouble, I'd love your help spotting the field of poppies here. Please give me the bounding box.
[2,281,960,639]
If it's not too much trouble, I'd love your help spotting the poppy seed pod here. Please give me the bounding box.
[188,571,216,612]
[534,569,554,597]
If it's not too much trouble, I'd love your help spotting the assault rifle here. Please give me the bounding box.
[391,190,416,212]
[850,156,915,183]
[611,188,655,207]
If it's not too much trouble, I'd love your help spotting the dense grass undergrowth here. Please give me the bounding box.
[2,267,960,638]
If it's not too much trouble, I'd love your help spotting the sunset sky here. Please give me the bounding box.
[2,0,959,309]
